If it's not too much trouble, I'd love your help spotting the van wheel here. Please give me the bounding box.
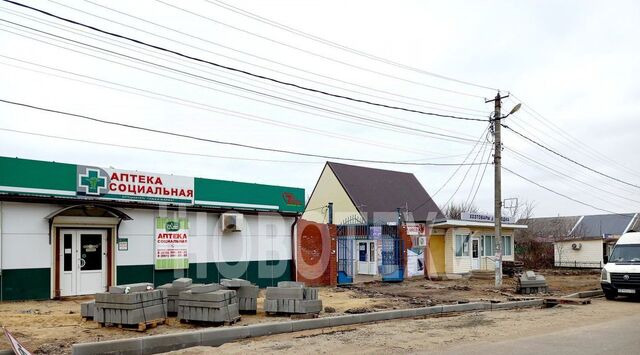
[604,291,617,300]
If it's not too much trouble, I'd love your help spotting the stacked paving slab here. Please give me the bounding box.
[264,281,322,315]
[80,300,95,320]
[94,283,168,326]
[158,278,203,315]
[517,270,548,294]
[177,284,240,324]
[220,278,259,314]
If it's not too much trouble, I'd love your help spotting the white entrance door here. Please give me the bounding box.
[471,238,480,270]
[357,241,377,275]
[59,229,108,296]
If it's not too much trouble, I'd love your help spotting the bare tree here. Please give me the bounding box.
[441,201,479,219]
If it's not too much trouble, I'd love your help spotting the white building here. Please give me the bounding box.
[0,156,305,300]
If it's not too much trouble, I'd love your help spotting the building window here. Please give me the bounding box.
[502,236,512,256]
[455,234,470,257]
[482,235,495,257]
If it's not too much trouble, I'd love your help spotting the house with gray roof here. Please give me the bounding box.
[519,213,640,268]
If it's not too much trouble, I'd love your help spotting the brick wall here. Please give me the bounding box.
[295,219,337,286]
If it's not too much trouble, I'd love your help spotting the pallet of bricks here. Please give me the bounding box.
[221,278,259,314]
[94,283,168,331]
[158,278,203,315]
[264,281,322,315]
[177,283,241,325]
[517,270,548,294]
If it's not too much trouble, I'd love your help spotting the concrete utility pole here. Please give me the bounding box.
[486,92,520,289]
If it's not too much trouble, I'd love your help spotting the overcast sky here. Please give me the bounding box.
[1,0,640,218]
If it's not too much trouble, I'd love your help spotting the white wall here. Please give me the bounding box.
[444,227,516,274]
[117,208,294,266]
[554,239,603,267]
[0,202,295,270]
[1,202,58,270]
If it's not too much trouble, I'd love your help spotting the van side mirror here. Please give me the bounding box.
[603,255,609,264]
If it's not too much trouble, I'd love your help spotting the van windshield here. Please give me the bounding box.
[609,244,640,263]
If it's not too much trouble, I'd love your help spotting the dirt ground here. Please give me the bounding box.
[0,270,601,354]
[176,298,640,355]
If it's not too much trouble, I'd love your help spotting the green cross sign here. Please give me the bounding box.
[79,169,107,195]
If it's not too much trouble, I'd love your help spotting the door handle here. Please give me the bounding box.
[79,258,86,268]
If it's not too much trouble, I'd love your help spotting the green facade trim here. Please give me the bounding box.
[0,157,76,192]
[1,268,51,301]
[117,260,293,288]
[0,156,304,213]
[195,178,305,213]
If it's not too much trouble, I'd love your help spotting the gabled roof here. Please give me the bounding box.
[517,213,640,241]
[572,213,638,237]
[327,162,445,223]
[517,216,581,239]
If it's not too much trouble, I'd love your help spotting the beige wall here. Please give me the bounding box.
[554,239,603,267]
[302,165,361,224]
[443,227,516,274]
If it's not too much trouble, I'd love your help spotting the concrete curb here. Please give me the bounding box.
[71,300,542,354]
[564,290,603,299]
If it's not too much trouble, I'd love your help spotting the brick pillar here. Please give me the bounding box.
[295,219,336,286]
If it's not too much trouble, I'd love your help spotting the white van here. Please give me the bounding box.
[601,232,640,299]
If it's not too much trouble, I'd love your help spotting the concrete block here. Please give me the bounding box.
[81,301,95,319]
[235,286,259,298]
[172,278,193,288]
[291,318,332,332]
[221,278,251,288]
[414,305,443,317]
[491,299,544,310]
[109,283,153,294]
[328,314,363,327]
[294,299,322,314]
[277,281,305,288]
[248,322,293,337]
[303,287,319,300]
[441,302,491,314]
[265,287,304,300]
[200,326,250,347]
[190,284,224,294]
[359,310,397,323]
[179,289,236,303]
[141,332,201,355]
[525,270,536,280]
[264,299,278,313]
[72,337,142,355]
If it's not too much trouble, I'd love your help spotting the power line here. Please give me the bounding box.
[441,140,491,208]
[507,147,639,209]
[0,19,478,144]
[154,0,486,99]
[75,0,489,115]
[502,123,640,190]
[0,6,485,142]
[409,126,490,213]
[2,0,488,122]
[468,142,492,207]
[508,94,640,181]
[0,127,324,164]
[502,166,620,215]
[0,98,490,167]
[205,0,498,92]
[0,53,467,156]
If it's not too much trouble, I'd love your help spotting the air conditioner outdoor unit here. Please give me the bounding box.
[221,213,243,232]
[418,236,427,247]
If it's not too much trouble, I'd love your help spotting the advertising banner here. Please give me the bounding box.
[155,217,189,270]
[77,165,194,205]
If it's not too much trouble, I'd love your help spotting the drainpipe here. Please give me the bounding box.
[327,202,333,224]
[290,216,299,281]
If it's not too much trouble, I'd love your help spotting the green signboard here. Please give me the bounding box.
[155,217,189,270]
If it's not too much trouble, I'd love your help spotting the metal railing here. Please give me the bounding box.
[553,261,603,269]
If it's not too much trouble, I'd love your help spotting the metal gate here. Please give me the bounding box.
[381,236,404,282]
[336,222,404,284]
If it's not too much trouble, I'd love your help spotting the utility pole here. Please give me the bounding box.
[486,92,509,289]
